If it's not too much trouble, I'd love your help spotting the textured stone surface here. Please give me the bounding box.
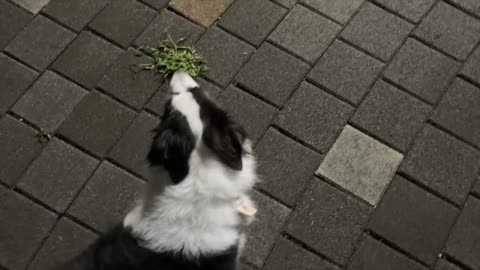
[384,38,460,104]
[369,175,458,265]
[12,71,87,131]
[287,179,372,266]
[0,187,56,270]
[169,0,234,27]
[400,125,479,205]
[435,259,463,270]
[43,0,108,32]
[9,0,50,14]
[68,162,144,232]
[461,45,480,84]
[351,80,431,152]
[374,0,435,22]
[269,5,341,63]
[450,0,480,17]
[0,1,32,49]
[276,82,353,152]
[17,138,98,212]
[139,0,170,10]
[317,125,403,206]
[341,3,413,61]
[236,43,309,106]
[473,178,480,197]
[301,0,364,23]
[308,40,384,105]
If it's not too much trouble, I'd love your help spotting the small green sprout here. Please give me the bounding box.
[36,128,52,143]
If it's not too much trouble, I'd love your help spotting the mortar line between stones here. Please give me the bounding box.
[5,0,35,15]
[103,157,148,183]
[39,11,78,33]
[253,186,292,209]
[458,73,480,90]
[346,121,405,154]
[427,120,480,152]
[442,253,476,270]
[296,2,344,25]
[64,213,102,235]
[408,34,464,62]
[304,78,358,107]
[366,0,416,24]
[380,76,435,106]
[233,82,282,109]
[442,0,480,20]
[1,50,40,72]
[269,125,322,155]
[336,36,387,63]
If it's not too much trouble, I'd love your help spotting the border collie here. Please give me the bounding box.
[57,71,257,270]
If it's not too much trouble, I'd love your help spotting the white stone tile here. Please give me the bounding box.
[10,0,51,14]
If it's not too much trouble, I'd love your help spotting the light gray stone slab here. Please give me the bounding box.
[10,0,51,14]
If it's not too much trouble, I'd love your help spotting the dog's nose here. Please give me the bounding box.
[170,70,199,94]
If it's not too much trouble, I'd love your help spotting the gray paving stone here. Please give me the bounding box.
[414,2,480,60]
[17,138,98,212]
[400,125,480,205]
[57,91,136,157]
[97,48,163,109]
[445,196,480,270]
[52,31,122,89]
[9,0,50,14]
[435,259,463,270]
[276,82,354,152]
[348,235,428,270]
[5,15,75,70]
[0,187,56,270]
[108,111,160,181]
[68,161,144,232]
[373,0,435,22]
[473,178,480,197]
[0,54,38,115]
[242,190,291,267]
[432,79,480,149]
[461,45,480,84]
[196,27,254,87]
[269,5,341,63]
[218,85,277,144]
[140,0,170,10]
[43,0,108,32]
[383,38,460,104]
[12,71,87,131]
[218,0,286,46]
[89,0,156,48]
[317,125,403,206]
[301,0,363,23]
[351,80,431,152]
[369,175,459,266]
[0,115,42,186]
[236,43,309,106]
[272,0,297,8]
[287,179,372,266]
[450,0,480,17]
[256,128,322,206]
[0,0,32,49]
[29,218,97,270]
[308,40,384,105]
[341,2,413,61]
[134,10,204,48]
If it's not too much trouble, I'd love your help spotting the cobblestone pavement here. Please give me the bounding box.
[1,0,480,269]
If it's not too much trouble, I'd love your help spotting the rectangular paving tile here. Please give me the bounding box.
[0,187,56,270]
[301,0,364,24]
[269,5,341,63]
[9,0,50,14]
[373,0,435,22]
[435,259,463,270]
[450,0,480,17]
[369,175,458,266]
[341,2,413,61]
[461,45,480,85]
[169,0,234,27]
[17,138,98,212]
[139,0,170,10]
[473,178,480,197]
[43,0,108,32]
[308,40,384,105]
[317,125,403,206]
[273,0,297,8]
[383,38,460,104]
[0,0,32,49]
[12,71,87,131]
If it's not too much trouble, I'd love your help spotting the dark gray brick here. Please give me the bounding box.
[97,48,163,109]
[435,259,463,270]
[341,2,413,61]
[108,111,160,181]
[450,0,480,17]
[57,91,136,157]
[286,179,372,266]
[255,128,322,206]
[43,0,108,32]
[369,175,458,266]
[12,71,87,131]
[52,31,122,89]
[348,235,428,270]
[272,0,296,8]
[68,161,144,232]
[383,38,460,104]
[414,2,480,60]
[473,178,480,197]
[461,45,480,85]
[5,15,75,70]
[308,40,384,105]
[432,79,480,149]
[400,125,479,205]
[218,0,286,46]
[217,85,277,144]
[17,138,98,212]
[0,54,38,115]
[89,0,156,48]
[269,5,340,63]
[445,196,480,270]
[301,0,363,23]
[236,43,309,106]
[0,0,32,49]
[29,218,97,270]
[0,187,56,270]
[276,82,353,152]
[264,237,341,270]
[196,27,254,87]
[0,115,42,186]
[140,0,169,10]
[242,190,290,267]
[351,80,431,152]
[373,0,435,22]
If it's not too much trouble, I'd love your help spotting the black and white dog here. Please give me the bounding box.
[58,71,257,270]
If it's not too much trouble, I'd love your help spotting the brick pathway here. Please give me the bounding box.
[1,0,479,270]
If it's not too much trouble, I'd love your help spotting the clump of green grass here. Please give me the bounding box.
[35,128,52,144]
